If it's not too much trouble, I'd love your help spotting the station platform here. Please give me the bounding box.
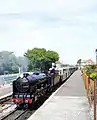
[0,85,12,97]
[28,70,91,120]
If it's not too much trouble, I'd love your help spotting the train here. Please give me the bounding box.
[11,66,77,109]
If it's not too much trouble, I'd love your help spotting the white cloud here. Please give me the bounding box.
[0,0,97,64]
[0,0,96,14]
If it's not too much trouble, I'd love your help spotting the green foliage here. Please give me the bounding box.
[85,65,97,78]
[85,66,93,76]
[90,65,96,69]
[24,48,59,72]
[45,50,59,63]
[0,51,28,75]
[90,73,97,80]
[81,68,84,73]
[0,51,18,74]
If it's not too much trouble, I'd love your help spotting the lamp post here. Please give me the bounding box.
[96,49,97,65]
[94,49,97,120]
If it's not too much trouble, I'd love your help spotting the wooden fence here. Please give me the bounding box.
[82,72,96,120]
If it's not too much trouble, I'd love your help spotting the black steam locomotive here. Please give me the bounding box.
[11,67,76,108]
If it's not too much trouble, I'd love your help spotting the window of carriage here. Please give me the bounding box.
[63,69,66,74]
[60,70,61,74]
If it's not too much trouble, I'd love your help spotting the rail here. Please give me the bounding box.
[0,92,12,104]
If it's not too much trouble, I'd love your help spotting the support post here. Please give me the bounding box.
[94,79,96,120]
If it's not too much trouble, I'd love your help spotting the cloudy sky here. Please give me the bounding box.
[0,0,97,64]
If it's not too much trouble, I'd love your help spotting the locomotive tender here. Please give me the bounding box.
[11,66,77,108]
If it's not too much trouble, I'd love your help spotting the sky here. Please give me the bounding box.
[0,0,97,65]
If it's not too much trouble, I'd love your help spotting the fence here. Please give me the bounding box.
[82,72,97,120]
[0,72,33,85]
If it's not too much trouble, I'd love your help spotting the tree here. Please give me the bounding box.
[17,56,28,72]
[0,51,28,75]
[44,50,59,70]
[77,59,81,65]
[0,51,19,74]
[24,48,59,72]
[77,59,81,69]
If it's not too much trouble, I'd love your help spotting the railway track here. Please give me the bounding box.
[0,93,13,111]
[1,109,35,120]
[0,106,36,120]
[0,88,57,120]
[0,93,17,120]
[0,101,14,114]
[0,93,12,104]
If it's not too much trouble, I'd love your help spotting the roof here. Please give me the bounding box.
[86,59,95,64]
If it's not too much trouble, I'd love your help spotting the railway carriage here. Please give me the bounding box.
[57,67,73,82]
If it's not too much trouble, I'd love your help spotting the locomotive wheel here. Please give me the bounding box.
[17,103,24,109]
[17,103,28,109]
[48,87,53,93]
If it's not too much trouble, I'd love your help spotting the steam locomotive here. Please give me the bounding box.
[11,66,77,108]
